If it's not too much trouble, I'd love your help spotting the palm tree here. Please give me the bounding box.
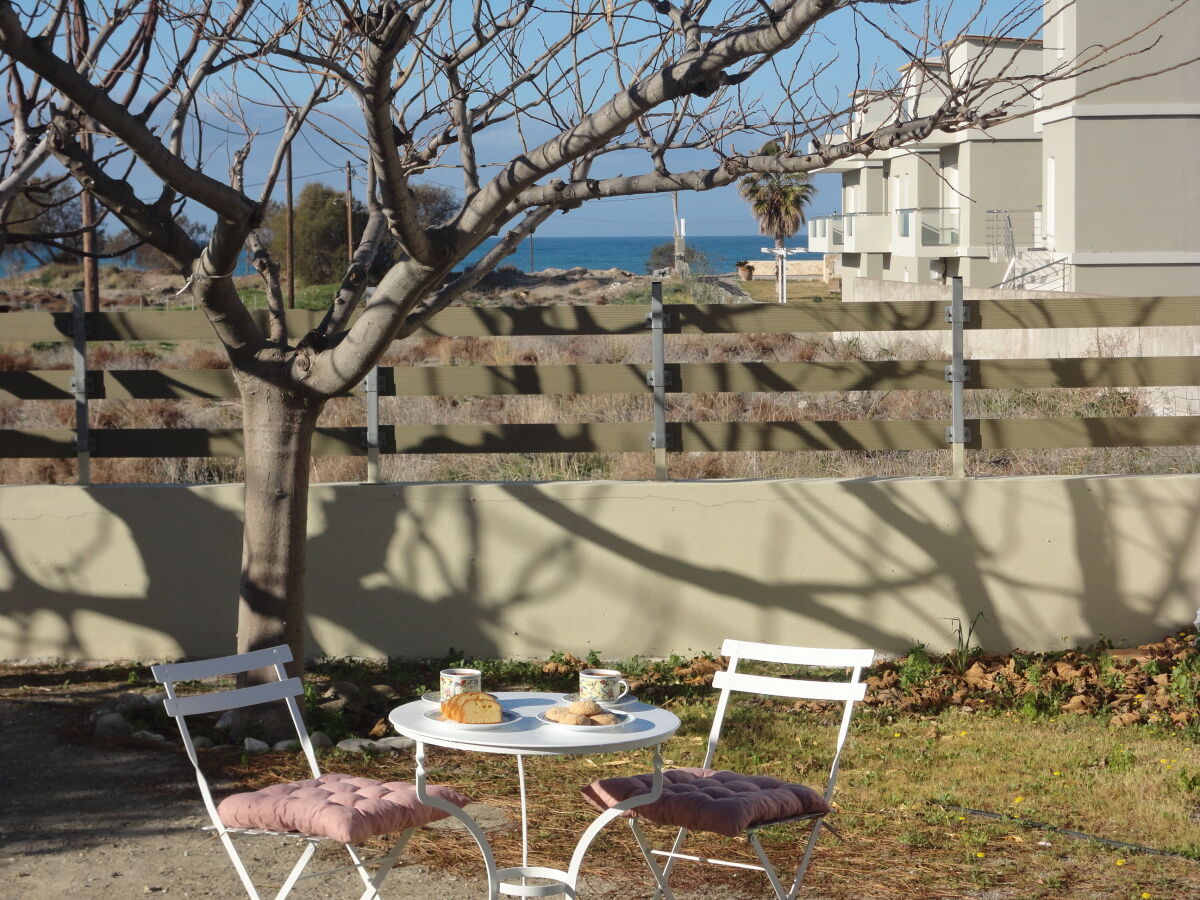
[739,141,816,298]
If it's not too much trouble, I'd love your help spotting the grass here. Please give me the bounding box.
[6,634,1199,898]
[739,278,841,304]
[194,643,1200,900]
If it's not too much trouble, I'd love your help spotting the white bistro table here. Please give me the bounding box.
[389,691,681,899]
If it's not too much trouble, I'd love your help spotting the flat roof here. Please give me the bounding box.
[943,34,1044,48]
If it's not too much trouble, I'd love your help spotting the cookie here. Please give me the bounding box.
[568,699,605,716]
[588,713,619,726]
[544,706,593,725]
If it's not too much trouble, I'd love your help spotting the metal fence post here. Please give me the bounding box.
[364,366,381,483]
[648,281,669,480]
[944,276,970,479]
[71,288,92,485]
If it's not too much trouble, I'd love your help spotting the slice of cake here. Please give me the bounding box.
[441,691,502,724]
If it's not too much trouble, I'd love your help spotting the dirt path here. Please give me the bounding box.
[1,698,759,899]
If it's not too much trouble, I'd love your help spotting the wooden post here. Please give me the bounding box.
[285,145,295,308]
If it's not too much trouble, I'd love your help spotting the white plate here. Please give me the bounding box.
[422,708,520,729]
[537,709,633,731]
[562,692,637,709]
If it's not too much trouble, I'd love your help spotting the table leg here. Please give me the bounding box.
[413,741,501,900]
[517,753,529,870]
[564,745,667,887]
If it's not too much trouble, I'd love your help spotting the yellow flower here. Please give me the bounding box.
[1052,770,1061,776]
[1013,797,1024,803]
[1143,893,1153,899]
[975,851,985,858]
[959,730,968,736]
[893,732,901,738]
[1115,858,1126,866]
[957,816,966,821]
[1160,759,1169,764]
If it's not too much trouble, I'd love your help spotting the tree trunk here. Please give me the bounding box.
[236,378,323,686]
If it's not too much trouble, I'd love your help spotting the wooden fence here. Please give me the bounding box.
[1,284,1198,477]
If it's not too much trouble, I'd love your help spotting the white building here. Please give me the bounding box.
[809,1,1200,297]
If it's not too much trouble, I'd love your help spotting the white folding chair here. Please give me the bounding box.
[153,645,494,899]
[581,639,874,900]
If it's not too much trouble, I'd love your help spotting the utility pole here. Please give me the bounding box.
[285,146,295,308]
[345,161,354,263]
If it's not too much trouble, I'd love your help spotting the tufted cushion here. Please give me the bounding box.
[580,768,828,837]
[217,773,470,844]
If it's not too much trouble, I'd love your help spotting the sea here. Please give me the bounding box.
[0,232,816,279]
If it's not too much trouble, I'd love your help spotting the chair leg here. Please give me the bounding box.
[628,820,677,900]
[654,825,689,898]
[216,829,263,900]
[346,829,411,900]
[273,841,318,900]
[747,832,788,900]
[789,819,824,899]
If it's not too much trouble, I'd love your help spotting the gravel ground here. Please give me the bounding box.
[1,698,756,899]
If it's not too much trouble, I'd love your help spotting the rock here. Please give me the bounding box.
[318,698,348,714]
[375,736,415,753]
[329,680,362,700]
[131,731,166,742]
[272,739,300,752]
[309,731,333,750]
[145,691,167,707]
[94,712,133,739]
[116,692,152,712]
[368,684,398,699]
[426,802,510,832]
[336,738,379,754]
[191,736,214,749]
[89,705,115,722]
[243,737,270,754]
[214,710,237,732]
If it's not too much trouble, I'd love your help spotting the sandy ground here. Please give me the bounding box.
[1,697,763,899]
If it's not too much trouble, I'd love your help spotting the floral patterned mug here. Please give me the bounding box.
[440,668,482,701]
[579,668,630,703]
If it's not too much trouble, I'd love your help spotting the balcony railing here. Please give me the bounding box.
[895,207,961,255]
[842,212,890,253]
[806,214,844,253]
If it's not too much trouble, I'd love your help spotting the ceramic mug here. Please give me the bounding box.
[440,668,482,701]
[579,668,630,703]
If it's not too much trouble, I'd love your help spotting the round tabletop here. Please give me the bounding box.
[389,691,681,756]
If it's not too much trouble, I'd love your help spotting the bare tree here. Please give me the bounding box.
[0,0,1192,688]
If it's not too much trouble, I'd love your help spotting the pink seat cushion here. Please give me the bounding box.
[581,768,828,837]
[217,773,470,844]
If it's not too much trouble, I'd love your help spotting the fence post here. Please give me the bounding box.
[648,280,669,481]
[944,276,970,479]
[364,366,381,483]
[71,287,92,485]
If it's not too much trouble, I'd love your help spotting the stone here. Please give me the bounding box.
[375,736,415,753]
[272,739,300,752]
[368,684,398,699]
[335,738,379,754]
[191,736,214,750]
[89,705,115,722]
[329,680,362,700]
[318,698,348,714]
[243,737,270,754]
[309,731,333,750]
[94,712,133,739]
[131,731,166,742]
[426,802,510,832]
[145,691,167,707]
[115,692,151,711]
